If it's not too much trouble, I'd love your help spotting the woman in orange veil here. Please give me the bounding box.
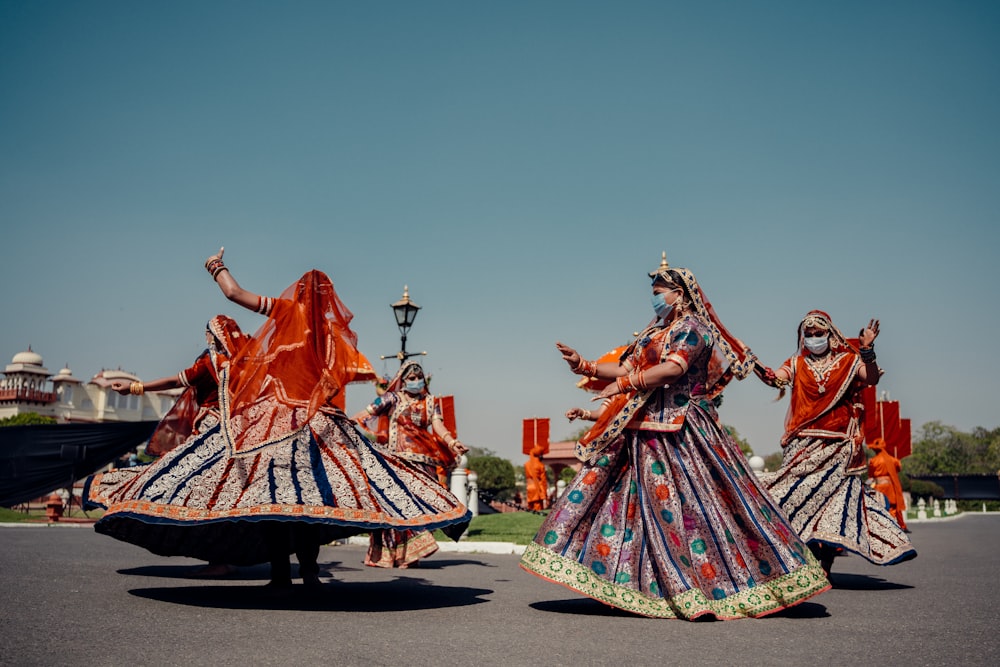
[89,249,470,589]
[754,310,915,575]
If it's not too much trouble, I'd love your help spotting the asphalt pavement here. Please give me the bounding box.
[1,514,998,667]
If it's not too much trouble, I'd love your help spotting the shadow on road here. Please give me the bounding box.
[127,578,494,612]
[830,572,913,591]
[396,558,498,570]
[530,598,653,617]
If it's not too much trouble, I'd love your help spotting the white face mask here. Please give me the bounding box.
[803,336,829,354]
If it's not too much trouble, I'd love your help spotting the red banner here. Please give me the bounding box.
[522,418,550,455]
[896,418,912,459]
[438,395,456,437]
[860,385,880,444]
[879,401,901,457]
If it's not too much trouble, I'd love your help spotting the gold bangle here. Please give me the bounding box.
[130,381,144,396]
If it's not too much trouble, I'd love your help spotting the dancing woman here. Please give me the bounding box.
[352,361,468,568]
[520,253,830,619]
[753,310,915,574]
[87,250,470,587]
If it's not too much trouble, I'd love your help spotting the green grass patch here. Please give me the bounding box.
[433,511,547,545]
[0,505,102,522]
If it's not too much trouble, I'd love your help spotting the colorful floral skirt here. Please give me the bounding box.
[520,411,830,620]
[758,436,916,565]
[85,414,470,565]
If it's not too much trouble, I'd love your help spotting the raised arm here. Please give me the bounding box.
[205,247,270,313]
[856,318,881,385]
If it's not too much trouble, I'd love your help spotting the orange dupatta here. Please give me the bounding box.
[220,270,360,457]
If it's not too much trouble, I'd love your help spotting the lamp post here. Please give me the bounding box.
[381,285,427,365]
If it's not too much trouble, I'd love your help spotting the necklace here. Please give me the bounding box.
[803,352,841,394]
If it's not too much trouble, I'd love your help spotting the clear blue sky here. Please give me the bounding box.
[2,1,998,463]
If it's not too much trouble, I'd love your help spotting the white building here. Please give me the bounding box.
[0,347,178,424]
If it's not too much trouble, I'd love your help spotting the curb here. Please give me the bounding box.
[342,535,525,555]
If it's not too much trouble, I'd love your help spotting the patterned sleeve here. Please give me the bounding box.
[662,319,708,374]
[366,391,398,416]
[429,395,444,422]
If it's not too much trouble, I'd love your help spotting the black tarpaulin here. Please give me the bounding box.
[0,421,158,507]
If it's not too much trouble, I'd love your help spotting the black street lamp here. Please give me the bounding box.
[382,285,427,364]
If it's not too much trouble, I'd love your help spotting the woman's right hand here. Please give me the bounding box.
[110,380,131,396]
[205,246,224,270]
[565,407,588,421]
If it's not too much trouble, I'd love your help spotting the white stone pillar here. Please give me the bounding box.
[467,471,479,517]
[933,499,942,517]
[917,497,927,520]
[556,479,566,499]
[450,454,469,509]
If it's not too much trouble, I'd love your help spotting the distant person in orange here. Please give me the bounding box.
[868,438,909,532]
[525,445,548,511]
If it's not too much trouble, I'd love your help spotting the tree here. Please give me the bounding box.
[904,421,1000,475]
[0,412,57,427]
[762,451,784,472]
[467,455,517,501]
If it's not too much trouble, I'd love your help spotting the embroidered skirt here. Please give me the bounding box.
[520,410,830,619]
[758,436,916,565]
[85,414,470,565]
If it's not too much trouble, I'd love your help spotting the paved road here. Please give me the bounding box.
[2,515,998,667]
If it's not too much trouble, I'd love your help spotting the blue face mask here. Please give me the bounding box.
[651,291,674,320]
[404,379,425,394]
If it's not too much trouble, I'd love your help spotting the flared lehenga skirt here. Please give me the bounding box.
[365,461,441,568]
[758,436,916,565]
[520,410,830,619]
[85,414,470,565]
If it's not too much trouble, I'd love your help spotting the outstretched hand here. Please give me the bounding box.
[555,341,581,371]
[110,380,131,396]
[859,319,880,347]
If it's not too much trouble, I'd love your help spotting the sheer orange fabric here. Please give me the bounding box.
[221,271,361,457]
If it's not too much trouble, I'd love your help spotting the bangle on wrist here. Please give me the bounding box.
[130,381,144,396]
[575,359,597,376]
[616,375,634,394]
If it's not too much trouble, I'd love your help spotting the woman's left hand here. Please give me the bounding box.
[859,318,880,347]
[451,440,469,456]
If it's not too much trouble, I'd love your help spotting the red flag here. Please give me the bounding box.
[438,395,457,437]
[860,385,881,444]
[879,401,901,458]
[522,418,550,455]
[896,418,912,459]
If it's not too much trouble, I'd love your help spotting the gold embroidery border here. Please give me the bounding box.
[520,542,830,619]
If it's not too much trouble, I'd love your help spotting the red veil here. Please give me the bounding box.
[220,270,361,457]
